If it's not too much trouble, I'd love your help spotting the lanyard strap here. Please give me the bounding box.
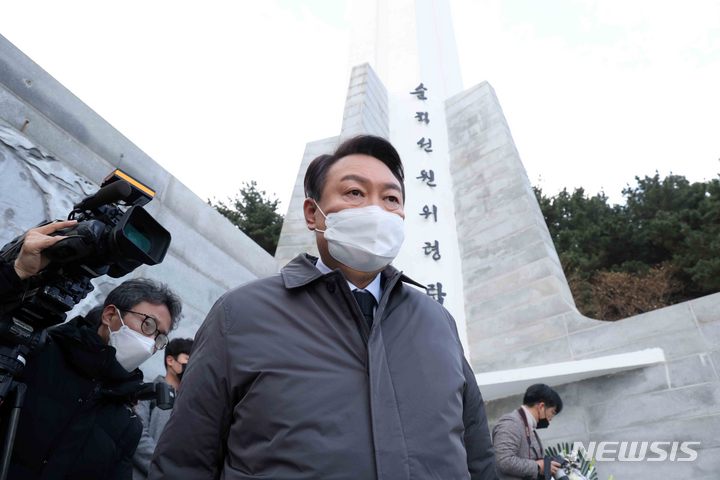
[517,408,541,460]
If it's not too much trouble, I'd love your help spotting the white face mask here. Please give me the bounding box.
[314,203,405,272]
[109,308,156,372]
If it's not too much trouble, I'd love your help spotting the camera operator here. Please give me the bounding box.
[492,384,563,480]
[1,224,183,480]
[132,337,193,480]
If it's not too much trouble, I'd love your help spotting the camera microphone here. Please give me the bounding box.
[74,180,132,211]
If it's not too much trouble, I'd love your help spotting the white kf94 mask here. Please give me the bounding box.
[109,308,156,372]
[314,203,405,272]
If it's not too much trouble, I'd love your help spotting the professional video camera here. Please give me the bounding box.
[547,451,594,480]
[0,169,171,330]
[550,456,588,480]
[544,442,597,480]
[0,170,172,479]
[135,381,176,410]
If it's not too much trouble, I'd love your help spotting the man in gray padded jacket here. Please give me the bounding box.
[149,135,498,480]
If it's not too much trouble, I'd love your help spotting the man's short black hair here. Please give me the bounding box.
[523,384,563,414]
[303,135,405,201]
[103,278,183,330]
[165,337,193,367]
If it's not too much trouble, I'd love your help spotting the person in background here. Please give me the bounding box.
[133,337,194,479]
[492,384,563,480]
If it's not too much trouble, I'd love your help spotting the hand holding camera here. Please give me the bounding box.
[11,220,77,280]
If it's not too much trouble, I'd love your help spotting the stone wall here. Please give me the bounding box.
[447,82,579,371]
[0,34,278,379]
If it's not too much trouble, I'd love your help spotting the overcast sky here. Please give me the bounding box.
[1,0,718,210]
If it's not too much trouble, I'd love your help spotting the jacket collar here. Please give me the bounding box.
[281,254,426,292]
[281,254,325,288]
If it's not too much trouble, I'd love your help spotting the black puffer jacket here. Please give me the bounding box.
[6,310,145,480]
[0,259,22,295]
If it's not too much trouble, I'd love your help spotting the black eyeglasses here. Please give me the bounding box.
[121,309,169,350]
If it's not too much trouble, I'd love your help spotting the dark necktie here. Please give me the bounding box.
[352,290,376,329]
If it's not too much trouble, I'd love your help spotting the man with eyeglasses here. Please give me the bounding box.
[1,226,183,480]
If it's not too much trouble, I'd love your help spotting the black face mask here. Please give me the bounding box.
[176,363,187,381]
[536,406,550,429]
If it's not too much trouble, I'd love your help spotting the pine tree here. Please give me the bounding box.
[534,173,720,319]
[209,181,284,256]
